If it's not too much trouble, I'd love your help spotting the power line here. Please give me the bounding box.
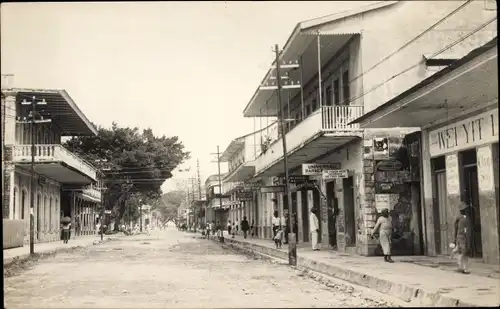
[347,0,475,85]
[343,16,496,107]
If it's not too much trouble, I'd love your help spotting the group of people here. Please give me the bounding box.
[203,217,255,240]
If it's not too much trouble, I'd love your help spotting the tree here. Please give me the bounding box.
[64,122,190,224]
[152,190,186,222]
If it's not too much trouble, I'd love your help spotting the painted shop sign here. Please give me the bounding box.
[302,163,341,176]
[429,109,498,157]
[477,146,494,191]
[260,185,285,194]
[322,169,348,180]
[445,154,460,195]
[375,194,399,212]
[376,160,403,171]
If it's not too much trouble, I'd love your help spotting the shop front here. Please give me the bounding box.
[351,37,498,264]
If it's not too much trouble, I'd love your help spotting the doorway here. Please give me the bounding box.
[326,181,338,248]
[301,190,309,242]
[343,176,356,247]
[431,156,451,255]
[459,149,482,258]
[493,143,499,255]
[313,188,321,242]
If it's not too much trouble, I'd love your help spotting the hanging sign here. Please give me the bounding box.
[288,175,309,184]
[260,185,285,193]
[322,169,348,180]
[302,163,341,176]
[235,190,253,201]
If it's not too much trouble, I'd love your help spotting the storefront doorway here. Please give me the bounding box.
[326,181,337,248]
[459,149,482,258]
[343,176,356,247]
[431,156,451,255]
[301,190,309,242]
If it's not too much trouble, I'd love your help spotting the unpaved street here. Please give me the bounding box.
[4,229,396,308]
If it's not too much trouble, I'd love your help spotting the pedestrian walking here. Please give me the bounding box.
[272,210,281,240]
[231,222,236,238]
[75,217,81,237]
[61,220,71,244]
[227,220,232,236]
[371,208,394,263]
[235,217,239,236]
[310,207,320,251]
[241,216,249,239]
[452,201,472,274]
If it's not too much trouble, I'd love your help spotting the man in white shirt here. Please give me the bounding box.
[310,206,320,251]
[271,210,281,239]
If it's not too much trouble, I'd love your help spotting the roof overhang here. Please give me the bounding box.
[220,138,245,161]
[242,1,398,118]
[6,88,98,136]
[224,162,256,183]
[351,37,498,130]
[253,134,358,178]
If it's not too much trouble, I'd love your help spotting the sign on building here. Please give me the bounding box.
[429,109,498,157]
[260,185,285,194]
[302,163,341,176]
[322,169,348,180]
[235,190,253,201]
[288,175,309,184]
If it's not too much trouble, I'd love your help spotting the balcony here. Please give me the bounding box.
[13,144,98,184]
[254,105,363,177]
[81,185,102,203]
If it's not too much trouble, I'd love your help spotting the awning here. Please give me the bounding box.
[243,32,357,117]
[8,88,98,136]
[224,162,256,183]
[351,37,498,129]
[220,138,245,162]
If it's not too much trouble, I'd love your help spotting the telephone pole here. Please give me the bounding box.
[210,146,224,242]
[259,45,301,266]
[197,159,202,199]
[21,96,50,255]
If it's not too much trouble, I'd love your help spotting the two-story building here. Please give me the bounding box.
[353,37,498,265]
[220,121,279,234]
[240,1,497,256]
[2,88,101,249]
[204,173,231,227]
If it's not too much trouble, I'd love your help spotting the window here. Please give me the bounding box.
[312,99,318,112]
[342,70,350,104]
[325,86,332,106]
[333,79,340,105]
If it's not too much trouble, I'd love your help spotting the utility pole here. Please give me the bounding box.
[210,146,224,242]
[197,159,202,199]
[259,46,301,266]
[21,96,50,255]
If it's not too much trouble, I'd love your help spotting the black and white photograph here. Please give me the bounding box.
[1,1,498,308]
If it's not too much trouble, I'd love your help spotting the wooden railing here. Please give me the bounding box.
[12,144,98,181]
[321,105,363,131]
[82,185,102,201]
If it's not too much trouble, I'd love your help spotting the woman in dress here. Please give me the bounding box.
[372,208,394,263]
[453,201,472,274]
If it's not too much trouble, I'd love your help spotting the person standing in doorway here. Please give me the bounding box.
[372,208,394,263]
[453,201,472,274]
[272,210,281,240]
[310,207,320,251]
[61,220,71,244]
[241,216,249,239]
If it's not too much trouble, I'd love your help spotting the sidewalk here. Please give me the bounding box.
[209,233,500,307]
[3,235,108,265]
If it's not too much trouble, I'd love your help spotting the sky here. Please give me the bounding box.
[1,1,371,193]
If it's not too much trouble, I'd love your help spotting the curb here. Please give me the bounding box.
[3,237,117,267]
[209,236,477,307]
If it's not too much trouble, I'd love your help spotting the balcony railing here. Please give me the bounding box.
[12,144,98,181]
[254,105,364,174]
[82,185,102,201]
[321,105,363,131]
